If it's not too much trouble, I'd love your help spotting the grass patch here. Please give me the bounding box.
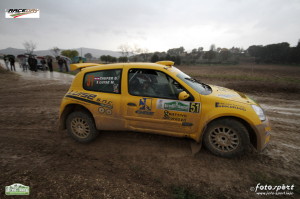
[189,73,300,84]
[192,74,264,81]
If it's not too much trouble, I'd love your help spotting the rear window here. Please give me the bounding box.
[83,69,122,94]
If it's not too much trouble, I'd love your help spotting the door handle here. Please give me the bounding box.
[127,102,137,106]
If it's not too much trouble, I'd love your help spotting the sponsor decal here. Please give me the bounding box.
[5,183,30,195]
[65,91,113,114]
[86,75,120,93]
[136,98,154,115]
[65,90,101,105]
[215,102,246,111]
[5,9,40,18]
[94,76,119,85]
[96,98,113,115]
[163,110,187,122]
[157,99,200,113]
[157,99,189,112]
[66,90,97,100]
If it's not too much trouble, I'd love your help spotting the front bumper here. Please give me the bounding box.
[252,117,271,151]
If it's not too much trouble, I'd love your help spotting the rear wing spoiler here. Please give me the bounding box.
[70,63,103,71]
[155,61,174,67]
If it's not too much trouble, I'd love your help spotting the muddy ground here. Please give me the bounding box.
[0,64,299,199]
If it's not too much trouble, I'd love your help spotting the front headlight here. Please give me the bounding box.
[251,105,266,121]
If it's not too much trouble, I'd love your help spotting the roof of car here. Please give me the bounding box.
[70,61,175,72]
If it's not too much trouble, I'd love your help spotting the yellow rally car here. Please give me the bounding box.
[59,61,271,158]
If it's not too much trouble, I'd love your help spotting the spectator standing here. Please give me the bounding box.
[20,57,28,71]
[28,55,34,71]
[28,56,38,72]
[4,56,10,70]
[32,56,38,72]
[41,58,47,71]
[47,57,53,72]
[63,59,69,72]
[57,57,64,72]
[65,58,71,72]
[9,56,16,71]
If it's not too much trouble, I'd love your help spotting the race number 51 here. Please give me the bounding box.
[189,103,200,113]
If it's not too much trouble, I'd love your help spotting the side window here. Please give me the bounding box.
[128,69,185,99]
[83,69,121,94]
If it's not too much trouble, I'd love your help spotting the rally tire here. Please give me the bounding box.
[203,118,250,158]
[66,111,99,143]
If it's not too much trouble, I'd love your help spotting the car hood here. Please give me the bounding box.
[209,85,256,105]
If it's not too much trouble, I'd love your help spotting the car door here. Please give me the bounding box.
[123,68,201,135]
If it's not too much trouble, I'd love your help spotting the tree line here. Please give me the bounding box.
[22,40,300,65]
[248,42,300,64]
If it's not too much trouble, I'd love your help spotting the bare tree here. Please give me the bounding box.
[118,43,131,57]
[23,41,36,55]
[140,48,149,61]
[50,47,61,57]
[132,44,142,55]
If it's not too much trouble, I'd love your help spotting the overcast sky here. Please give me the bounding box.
[0,0,299,52]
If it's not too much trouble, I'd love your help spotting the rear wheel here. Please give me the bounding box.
[203,118,250,158]
[66,111,99,143]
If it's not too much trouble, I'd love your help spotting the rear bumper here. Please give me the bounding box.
[252,118,271,151]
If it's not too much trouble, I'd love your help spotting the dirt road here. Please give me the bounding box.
[0,64,299,198]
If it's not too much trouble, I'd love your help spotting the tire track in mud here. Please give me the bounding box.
[254,95,300,172]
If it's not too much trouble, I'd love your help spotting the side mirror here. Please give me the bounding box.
[178,91,190,101]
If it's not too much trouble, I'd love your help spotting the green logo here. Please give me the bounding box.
[164,101,189,112]
[5,183,30,195]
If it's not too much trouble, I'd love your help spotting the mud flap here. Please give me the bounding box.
[190,141,202,156]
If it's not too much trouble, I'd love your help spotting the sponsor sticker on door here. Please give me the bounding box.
[157,99,200,113]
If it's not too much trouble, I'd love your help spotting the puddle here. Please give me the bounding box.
[1,60,74,84]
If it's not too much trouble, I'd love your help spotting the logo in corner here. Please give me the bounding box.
[5,9,40,18]
[5,183,30,195]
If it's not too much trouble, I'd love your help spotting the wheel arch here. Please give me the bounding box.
[59,104,94,130]
[200,116,257,149]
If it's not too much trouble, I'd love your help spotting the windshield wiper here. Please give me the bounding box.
[185,78,211,90]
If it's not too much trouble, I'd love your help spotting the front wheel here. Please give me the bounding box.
[203,118,250,158]
[66,111,99,143]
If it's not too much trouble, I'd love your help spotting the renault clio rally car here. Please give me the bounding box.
[59,61,271,158]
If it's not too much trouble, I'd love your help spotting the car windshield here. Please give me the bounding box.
[176,69,212,95]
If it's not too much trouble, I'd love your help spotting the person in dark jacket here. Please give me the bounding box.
[32,57,37,72]
[47,57,53,72]
[57,57,64,72]
[28,56,38,72]
[28,56,34,71]
[9,57,16,71]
